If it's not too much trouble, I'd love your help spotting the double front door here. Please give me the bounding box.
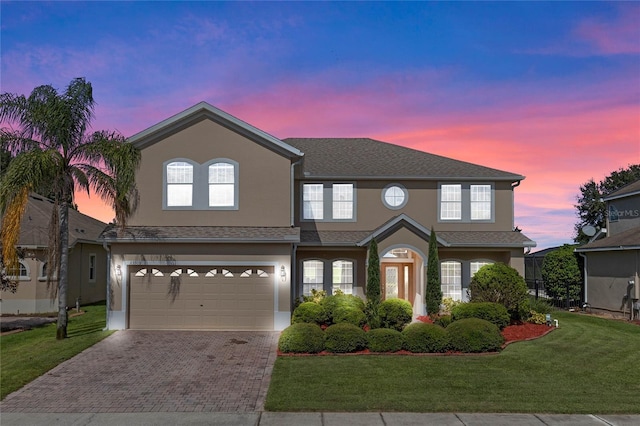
[381,263,415,305]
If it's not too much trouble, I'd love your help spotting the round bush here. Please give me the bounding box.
[447,318,504,353]
[278,323,325,353]
[320,294,365,323]
[332,306,367,327]
[324,323,368,353]
[434,315,453,328]
[401,322,448,353]
[291,302,328,325]
[379,298,413,331]
[451,302,510,330]
[367,328,404,352]
[468,263,529,320]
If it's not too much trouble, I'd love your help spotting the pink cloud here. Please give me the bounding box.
[573,4,640,55]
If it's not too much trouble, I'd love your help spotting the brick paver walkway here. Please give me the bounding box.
[1,330,279,413]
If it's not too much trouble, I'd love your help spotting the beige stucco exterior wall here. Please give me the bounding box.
[107,242,293,330]
[585,250,640,313]
[131,119,293,227]
[297,180,515,232]
[1,243,106,315]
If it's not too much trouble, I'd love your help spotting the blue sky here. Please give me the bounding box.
[2,1,639,250]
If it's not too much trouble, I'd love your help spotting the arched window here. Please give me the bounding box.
[302,260,324,296]
[441,260,462,301]
[332,260,353,295]
[166,161,194,207]
[470,261,493,278]
[208,162,236,207]
[8,260,29,280]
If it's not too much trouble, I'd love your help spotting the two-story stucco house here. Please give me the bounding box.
[101,102,535,331]
[576,179,640,318]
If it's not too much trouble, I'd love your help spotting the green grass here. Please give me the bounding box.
[1,303,114,400]
[265,312,640,413]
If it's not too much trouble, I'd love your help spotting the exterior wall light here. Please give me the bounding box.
[116,265,122,277]
[280,265,286,281]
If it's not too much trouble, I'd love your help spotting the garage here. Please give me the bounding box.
[128,265,275,330]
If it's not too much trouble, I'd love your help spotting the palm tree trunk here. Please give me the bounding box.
[56,202,69,340]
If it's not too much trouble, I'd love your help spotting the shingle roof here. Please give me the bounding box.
[100,226,300,243]
[15,195,106,248]
[300,230,372,246]
[284,138,524,181]
[603,179,640,201]
[575,226,640,251]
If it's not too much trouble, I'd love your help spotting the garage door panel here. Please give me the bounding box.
[129,265,274,330]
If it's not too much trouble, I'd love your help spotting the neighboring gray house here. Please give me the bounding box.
[576,179,640,319]
[101,102,536,331]
[0,194,108,314]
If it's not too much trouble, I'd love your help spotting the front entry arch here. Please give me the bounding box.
[380,246,425,308]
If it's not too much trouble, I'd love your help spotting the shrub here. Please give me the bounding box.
[402,322,448,353]
[441,297,462,314]
[320,294,365,324]
[468,263,529,321]
[365,299,381,329]
[379,298,413,331]
[541,244,582,302]
[324,323,368,353]
[528,297,554,315]
[434,315,453,328]
[291,302,328,325]
[301,288,327,304]
[451,302,510,330]
[333,306,367,327]
[528,311,547,324]
[278,323,325,353]
[425,227,443,316]
[367,328,405,352]
[447,318,504,353]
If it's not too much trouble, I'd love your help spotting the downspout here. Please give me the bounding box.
[102,241,111,331]
[511,180,521,231]
[290,157,304,227]
[577,252,587,308]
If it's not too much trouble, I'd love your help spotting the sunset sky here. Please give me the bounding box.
[1,1,639,251]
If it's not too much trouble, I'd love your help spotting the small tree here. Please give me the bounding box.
[541,244,582,303]
[469,263,528,320]
[425,227,442,316]
[365,239,381,328]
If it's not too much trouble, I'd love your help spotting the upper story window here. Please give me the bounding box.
[302,183,355,221]
[164,158,238,210]
[382,184,408,210]
[208,162,235,207]
[439,183,494,222]
[166,161,194,207]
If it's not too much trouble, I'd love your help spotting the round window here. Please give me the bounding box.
[382,185,408,209]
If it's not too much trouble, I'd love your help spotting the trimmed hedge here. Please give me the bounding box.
[451,302,510,330]
[320,294,366,323]
[367,328,404,352]
[434,315,453,328]
[379,298,413,331]
[447,318,504,353]
[324,323,368,353]
[291,302,328,325]
[278,323,325,353]
[469,262,529,321]
[402,322,448,353]
[332,306,367,327]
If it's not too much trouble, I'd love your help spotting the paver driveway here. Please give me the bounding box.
[1,330,279,413]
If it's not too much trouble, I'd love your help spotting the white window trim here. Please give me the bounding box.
[7,260,30,281]
[438,182,495,223]
[301,182,357,222]
[163,158,239,210]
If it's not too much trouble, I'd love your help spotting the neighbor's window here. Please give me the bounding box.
[332,184,354,219]
[166,161,193,207]
[440,184,462,220]
[8,260,29,280]
[302,260,324,296]
[471,185,492,220]
[332,260,353,294]
[441,261,462,301]
[208,162,235,207]
[88,254,96,281]
[303,184,324,220]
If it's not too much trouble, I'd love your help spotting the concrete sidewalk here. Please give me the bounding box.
[1,412,639,426]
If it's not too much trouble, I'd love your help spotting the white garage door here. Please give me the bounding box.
[129,265,274,330]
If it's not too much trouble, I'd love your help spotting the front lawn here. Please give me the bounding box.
[265,311,640,413]
[1,303,113,400]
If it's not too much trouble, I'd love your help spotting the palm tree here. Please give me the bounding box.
[0,78,140,339]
